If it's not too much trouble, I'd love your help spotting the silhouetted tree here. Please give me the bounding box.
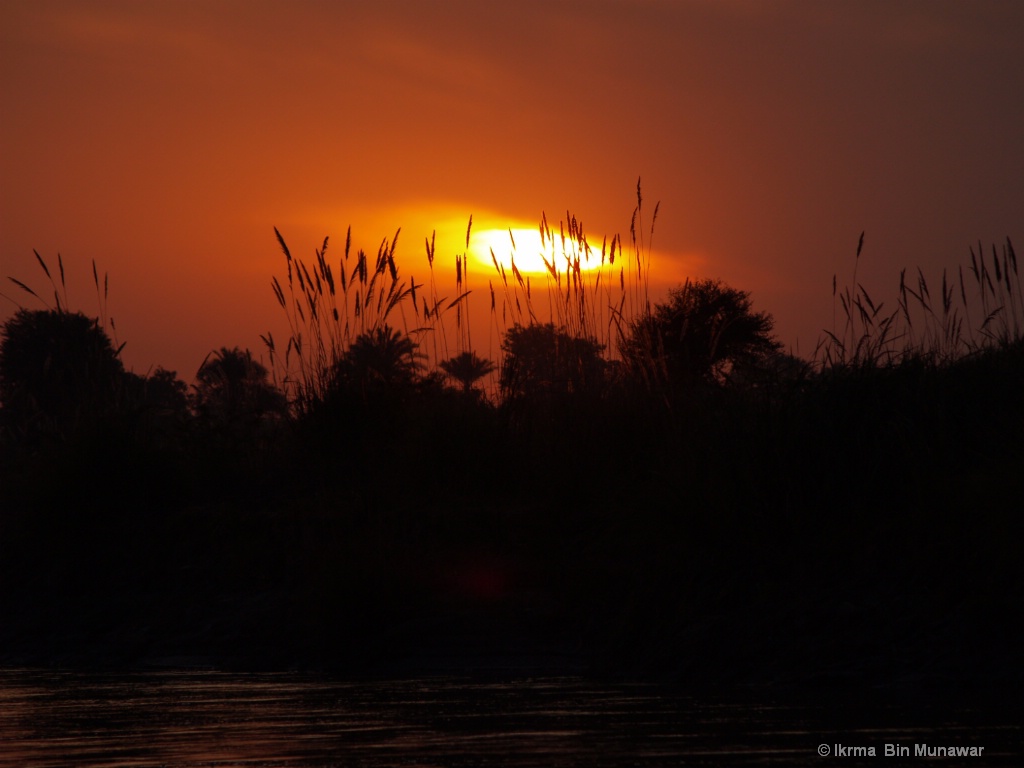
[622,279,780,389]
[193,347,286,426]
[0,308,125,441]
[440,351,496,395]
[141,367,190,416]
[500,323,606,401]
[119,366,192,447]
[330,325,422,403]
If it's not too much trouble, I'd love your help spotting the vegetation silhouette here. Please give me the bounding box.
[1,208,1022,700]
[500,323,607,401]
[621,278,781,397]
[330,325,423,402]
[439,351,495,396]
[820,234,1021,366]
[194,346,287,428]
[0,308,125,444]
[136,366,190,421]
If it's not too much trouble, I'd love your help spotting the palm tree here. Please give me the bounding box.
[622,278,780,389]
[193,346,286,425]
[439,351,496,395]
[331,325,422,401]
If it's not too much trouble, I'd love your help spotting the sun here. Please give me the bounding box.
[470,227,605,277]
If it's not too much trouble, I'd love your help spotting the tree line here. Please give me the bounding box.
[0,276,784,452]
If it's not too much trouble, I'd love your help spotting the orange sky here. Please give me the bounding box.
[2,0,1022,381]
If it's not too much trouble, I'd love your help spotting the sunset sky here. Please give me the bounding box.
[2,0,1022,380]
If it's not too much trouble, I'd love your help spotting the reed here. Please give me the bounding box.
[5,252,120,350]
[269,183,655,411]
[485,178,655,367]
[818,236,1022,369]
[266,227,431,410]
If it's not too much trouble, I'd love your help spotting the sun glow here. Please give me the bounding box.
[471,227,606,278]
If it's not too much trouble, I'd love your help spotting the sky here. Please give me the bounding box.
[2,0,1022,381]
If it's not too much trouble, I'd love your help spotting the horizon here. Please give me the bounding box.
[3,0,1022,380]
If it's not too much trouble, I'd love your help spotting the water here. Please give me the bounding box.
[0,669,1018,766]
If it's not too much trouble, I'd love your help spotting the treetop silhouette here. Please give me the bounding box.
[0,308,125,442]
[440,351,496,395]
[622,278,781,391]
[500,322,606,401]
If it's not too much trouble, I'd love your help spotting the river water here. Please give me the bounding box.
[0,669,1018,766]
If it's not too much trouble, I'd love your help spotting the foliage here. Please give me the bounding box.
[193,347,286,426]
[500,322,606,401]
[139,367,190,417]
[266,226,469,412]
[0,309,125,442]
[439,351,496,395]
[329,325,423,402]
[622,278,781,392]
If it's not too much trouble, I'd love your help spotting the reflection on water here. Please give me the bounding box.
[0,669,1019,766]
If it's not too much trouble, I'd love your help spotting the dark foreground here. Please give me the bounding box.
[2,348,1023,714]
[1,480,1020,709]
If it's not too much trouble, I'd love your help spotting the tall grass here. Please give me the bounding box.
[485,178,656,362]
[266,227,419,408]
[818,236,1021,368]
[267,181,658,408]
[5,251,119,349]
